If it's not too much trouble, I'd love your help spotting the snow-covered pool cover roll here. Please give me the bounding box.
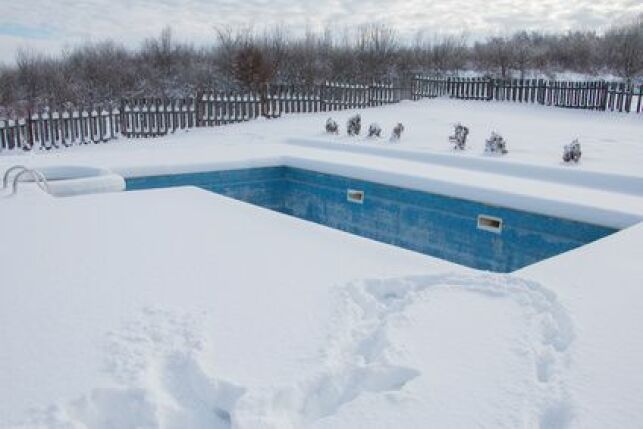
[19,166,125,197]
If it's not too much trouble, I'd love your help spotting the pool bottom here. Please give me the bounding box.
[126,166,617,273]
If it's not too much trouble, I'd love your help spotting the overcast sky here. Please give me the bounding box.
[0,0,641,64]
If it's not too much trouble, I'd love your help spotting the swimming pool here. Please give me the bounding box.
[126,166,616,272]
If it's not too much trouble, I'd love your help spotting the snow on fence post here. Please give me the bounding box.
[110,105,118,138]
[95,107,104,142]
[294,85,301,113]
[625,83,632,113]
[187,96,195,128]
[149,100,157,136]
[43,109,57,150]
[139,102,148,137]
[215,93,222,124]
[322,84,328,111]
[279,85,290,114]
[195,90,203,127]
[205,91,213,126]
[48,108,58,147]
[254,91,261,119]
[271,86,278,116]
[91,104,103,141]
[594,81,602,109]
[303,87,308,113]
[282,85,288,114]
[220,93,227,124]
[230,91,237,122]
[0,120,6,151]
[590,81,600,110]
[1,119,20,151]
[26,109,35,149]
[9,120,18,151]
[45,109,56,149]
[119,99,127,137]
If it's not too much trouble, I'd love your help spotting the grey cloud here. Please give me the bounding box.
[0,0,639,63]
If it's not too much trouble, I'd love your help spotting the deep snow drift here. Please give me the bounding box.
[1,99,642,429]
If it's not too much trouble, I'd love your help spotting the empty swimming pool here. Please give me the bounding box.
[126,166,616,272]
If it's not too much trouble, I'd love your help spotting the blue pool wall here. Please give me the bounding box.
[126,166,616,273]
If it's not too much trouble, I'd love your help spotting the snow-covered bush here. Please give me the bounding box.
[325,118,339,134]
[368,123,382,138]
[563,139,582,163]
[449,123,469,150]
[347,114,361,136]
[390,123,404,141]
[484,132,508,155]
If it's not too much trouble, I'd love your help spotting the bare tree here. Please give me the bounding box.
[355,23,399,82]
[474,36,515,78]
[603,15,643,80]
[510,31,532,78]
[431,34,469,74]
[233,46,274,91]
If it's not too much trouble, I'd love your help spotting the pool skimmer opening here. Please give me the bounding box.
[347,189,365,204]
[478,215,503,233]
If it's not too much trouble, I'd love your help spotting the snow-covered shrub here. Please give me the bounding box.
[347,114,361,136]
[368,123,382,138]
[484,132,508,155]
[325,118,339,134]
[449,123,469,150]
[563,139,582,163]
[390,123,404,141]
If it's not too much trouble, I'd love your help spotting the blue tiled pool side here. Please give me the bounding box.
[126,166,616,272]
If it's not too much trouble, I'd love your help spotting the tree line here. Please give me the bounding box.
[0,15,641,118]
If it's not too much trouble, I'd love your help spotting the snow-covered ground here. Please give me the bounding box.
[1,98,642,428]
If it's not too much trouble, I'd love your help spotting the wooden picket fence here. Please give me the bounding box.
[0,82,400,151]
[413,76,643,114]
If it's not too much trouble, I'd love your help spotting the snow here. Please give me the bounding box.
[1,98,642,428]
[519,224,643,428]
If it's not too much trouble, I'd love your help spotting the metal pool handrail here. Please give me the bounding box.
[2,165,28,189]
[7,168,51,196]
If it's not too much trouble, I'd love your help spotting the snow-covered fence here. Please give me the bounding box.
[199,83,399,123]
[413,76,643,114]
[121,98,195,138]
[197,92,263,125]
[317,82,399,111]
[0,82,400,152]
[0,107,122,151]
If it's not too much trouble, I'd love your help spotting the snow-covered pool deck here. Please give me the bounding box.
[1,99,642,428]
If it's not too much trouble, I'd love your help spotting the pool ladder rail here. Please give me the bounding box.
[1,165,50,196]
